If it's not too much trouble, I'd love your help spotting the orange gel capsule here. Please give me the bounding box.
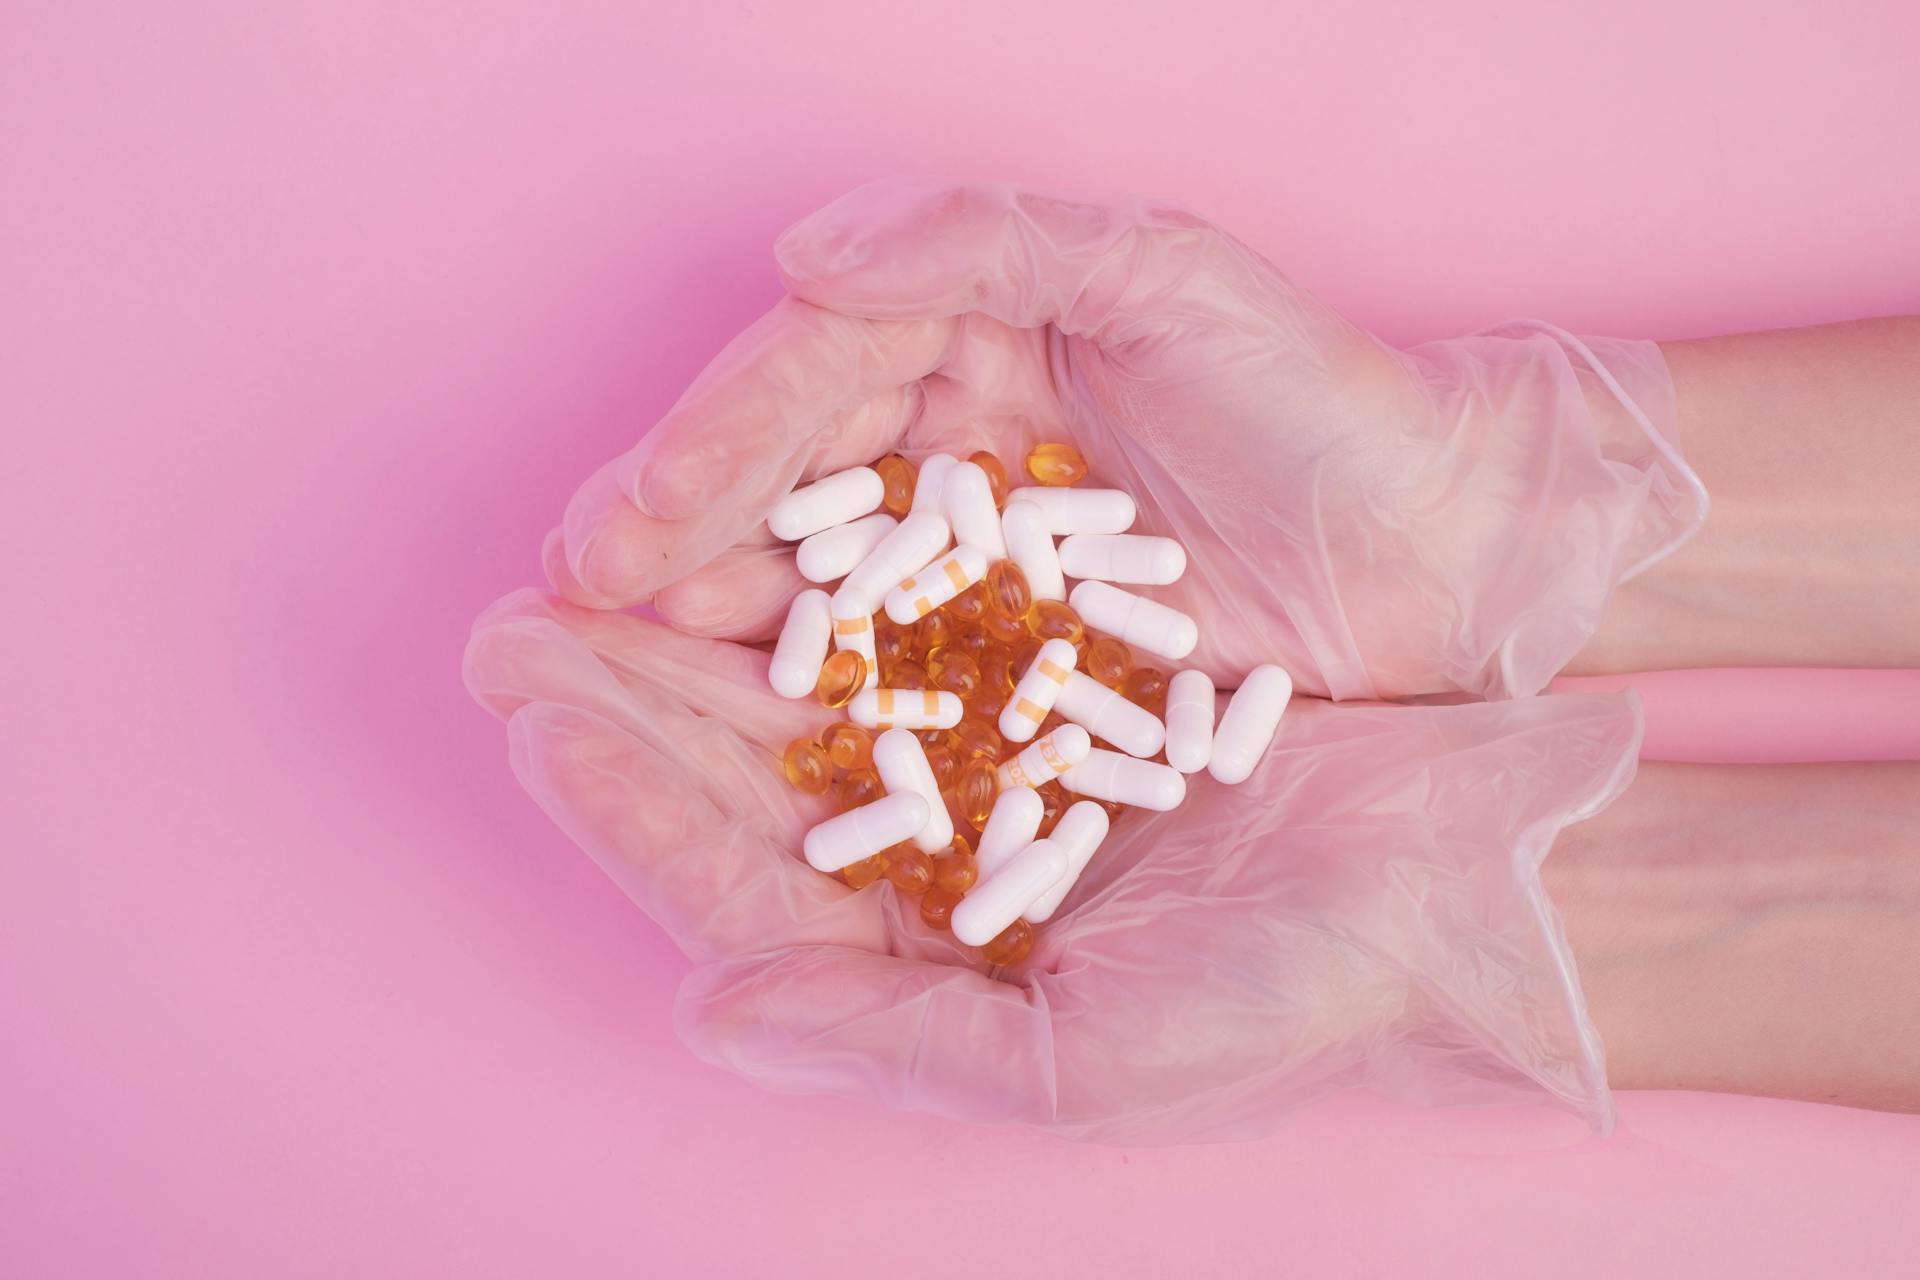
[1097,798,1126,822]
[1120,665,1169,712]
[985,560,1032,622]
[876,454,916,516]
[885,845,936,895]
[969,680,1009,721]
[947,582,989,622]
[913,611,952,656]
[950,716,1003,759]
[953,628,993,666]
[876,618,910,668]
[925,743,961,790]
[1026,599,1085,646]
[919,885,962,930]
[888,658,930,690]
[782,738,831,794]
[1025,441,1088,486]
[933,840,978,894]
[814,649,869,707]
[836,767,882,812]
[982,918,1035,966]
[954,757,998,829]
[1036,781,1068,835]
[980,605,1029,644]
[821,722,875,772]
[841,852,888,889]
[930,649,982,700]
[969,450,1010,507]
[1085,636,1131,687]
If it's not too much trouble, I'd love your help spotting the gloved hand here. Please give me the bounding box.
[465,590,1643,1141]
[550,178,1706,700]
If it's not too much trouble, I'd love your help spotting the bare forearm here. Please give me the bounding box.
[1570,318,1920,672]
[1546,762,1920,1111]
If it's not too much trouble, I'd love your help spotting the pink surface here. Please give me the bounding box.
[3,2,1917,1276]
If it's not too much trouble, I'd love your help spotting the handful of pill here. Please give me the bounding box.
[768,443,1291,966]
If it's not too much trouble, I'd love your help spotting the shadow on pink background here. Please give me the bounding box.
[3,3,1916,1275]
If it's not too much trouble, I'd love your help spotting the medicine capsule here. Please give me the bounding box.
[1163,669,1215,774]
[974,786,1043,879]
[912,611,952,656]
[884,544,990,624]
[943,462,1009,561]
[768,466,885,541]
[795,512,898,583]
[839,511,951,608]
[841,852,888,889]
[887,658,929,690]
[1024,441,1088,486]
[813,648,869,708]
[782,738,832,794]
[1059,748,1186,811]
[1084,636,1131,687]
[803,791,931,871]
[875,618,910,670]
[1121,665,1169,712]
[925,743,960,790]
[1208,664,1292,785]
[968,680,1009,721]
[1057,534,1186,586]
[995,723,1092,790]
[952,839,1069,946]
[769,588,832,699]
[951,626,992,665]
[829,593,880,691]
[1068,580,1198,663]
[919,885,962,930]
[969,450,1010,507]
[954,756,998,829]
[910,453,958,516]
[884,845,936,895]
[1005,486,1135,535]
[929,649,982,700]
[1025,598,1085,646]
[998,637,1077,743]
[847,688,964,731]
[950,716,1003,759]
[1022,801,1111,923]
[836,767,882,811]
[873,728,955,853]
[875,454,917,515]
[1053,669,1165,758]
[820,722,874,772]
[980,604,1029,645]
[981,918,1035,967]
[1000,500,1065,602]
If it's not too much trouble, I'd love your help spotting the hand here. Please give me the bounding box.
[465,590,1644,1140]
[550,178,1705,699]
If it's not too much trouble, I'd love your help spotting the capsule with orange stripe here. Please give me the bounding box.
[847,687,964,731]
[996,638,1078,743]
[882,544,989,625]
[829,591,880,690]
[995,723,1092,790]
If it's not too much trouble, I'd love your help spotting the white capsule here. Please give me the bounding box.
[873,727,955,853]
[1208,665,1292,785]
[839,511,950,607]
[795,513,897,583]
[997,637,1078,742]
[1001,500,1065,602]
[952,839,1069,947]
[767,466,884,541]
[910,453,958,516]
[1163,669,1216,774]
[974,786,1044,880]
[994,723,1091,790]
[1004,487,1135,535]
[767,589,831,699]
[1022,802,1111,923]
[803,792,931,872]
[1053,669,1165,759]
[828,591,879,690]
[1058,534,1185,585]
[847,688,964,731]
[883,544,989,624]
[942,462,1007,560]
[1060,749,1186,811]
[1068,580,1198,663]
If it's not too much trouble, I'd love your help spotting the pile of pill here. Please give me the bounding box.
[766,443,1291,967]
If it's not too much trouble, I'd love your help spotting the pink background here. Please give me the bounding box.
[4,2,1918,1275]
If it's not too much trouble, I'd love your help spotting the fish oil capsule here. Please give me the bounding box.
[768,466,885,541]
[998,637,1077,743]
[984,560,1032,622]
[969,681,1009,721]
[910,453,958,516]
[1163,669,1215,774]
[925,743,960,790]
[841,852,888,889]
[969,450,1010,507]
[1068,580,1198,663]
[1025,598,1085,646]
[1054,669,1166,758]
[782,738,832,794]
[1084,636,1130,686]
[839,512,951,608]
[946,583,989,623]
[929,649,982,700]
[931,848,976,895]
[1022,801,1112,923]
[1121,665,1169,712]
[954,756,998,829]
[875,618,909,669]
[952,840,1069,946]
[995,723,1092,790]
[884,845,936,895]
[912,611,951,656]
[982,918,1035,966]
[1036,782,1067,835]
[919,725,954,750]
[1057,534,1186,586]
[769,588,832,698]
[829,593,880,691]
[975,786,1044,879]
[836,767,882,811]
[884,544,990,624]
[951,626,992,665]
[1059,748,1186,811]
[1024,441,1088,486]
[979,604,1029,645]
[795,513,898,583]
[950,716,1003,760]
[803,791,931,871]
[1001,500,1065,601]
[887,658,929,690]
[1208,665,1292,785]
[1005,487,1135,535]
[822,723,875,772]
[919,885,962,930]
[847,688,964,731]
[875,454,917,515]
[943,462,1009,560]
[812,648,869,708]
[873,728,956,853]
